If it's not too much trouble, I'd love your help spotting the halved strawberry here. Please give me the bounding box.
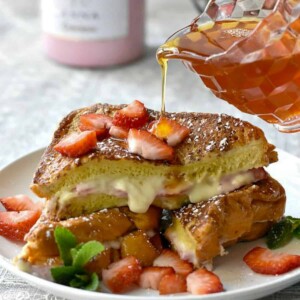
[54,131,97,157]
[112,100,149,129]
[158,273,187,295]
[186,268,224,295]
[149,117,190,146]
[102,256,142,293]
[109,125,129,139]
[139,266,174,290]
[0,195,42,212]
[0,210,40,241]
[128,129,174,161]
[153,249,193,276]
[243,247,300,275]
[79,114,112,138]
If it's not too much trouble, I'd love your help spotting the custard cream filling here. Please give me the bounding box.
[57,169,258,213]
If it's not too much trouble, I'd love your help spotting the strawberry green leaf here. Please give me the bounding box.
[294,226,300,239]
[286,216,300,231]
[75,274,90,282]
[69,272,99,291]
[51,266,78,285]
[54,227,77,266]
[69,274,89,288]
[84,273,99,291]
[73,241,104,269]
[69,277,84,288]
[70,243,84,262]
[266,218,293,249]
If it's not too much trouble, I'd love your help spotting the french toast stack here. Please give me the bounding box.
[18,103,285,274]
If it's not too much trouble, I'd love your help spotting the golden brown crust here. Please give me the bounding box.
[21,206,162,265]
[32,103,277,189]
[165,176,286,265]
[21,177,285,268]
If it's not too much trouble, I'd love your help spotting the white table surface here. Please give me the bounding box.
[0,1,299,299]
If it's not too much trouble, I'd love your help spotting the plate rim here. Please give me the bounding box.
[1,255,300,300]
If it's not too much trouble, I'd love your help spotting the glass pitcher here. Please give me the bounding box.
[157,0,300,133]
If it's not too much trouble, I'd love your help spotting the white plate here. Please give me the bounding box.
[0,148,300,300]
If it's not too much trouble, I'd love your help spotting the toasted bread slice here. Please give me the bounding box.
[19,206,161,266]
[31,103,277,219]
[19,176,284,271]
[165,176,285,267]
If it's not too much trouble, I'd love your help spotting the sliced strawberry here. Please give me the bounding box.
[79,113,112,138]
[149,117,190,146]
[139,266,174,290]
[102,256,142,293]
[251,167,268,182]
[0,210,41,241]
[243,247,300,275]
[128,129,174,161]
[153,249,193,276]
[186,268,224,295]
[112,100,149,129]
[54,131,97,158]
[109,125,129,139]
[0,195,42,212]
[158,273,187,295]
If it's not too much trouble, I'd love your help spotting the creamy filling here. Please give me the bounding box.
[58,168,265,213]
[166,219,199,266]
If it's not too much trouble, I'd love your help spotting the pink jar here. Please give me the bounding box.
[41,0,145,67]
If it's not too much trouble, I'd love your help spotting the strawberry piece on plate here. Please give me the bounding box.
[128,129,174,161]
[153,249,193,276]
[0,210,41,241]
[0,195,41,212]
[109,125,129,139]
[149,117,190,146]
[54,131,97,157]
[186,268,224,295]
[79,114,112,138]
[102,256,142,293]
[158,273,187,295]
[243,246,300,275]
[139,266,174,290]
[112,100,149,129]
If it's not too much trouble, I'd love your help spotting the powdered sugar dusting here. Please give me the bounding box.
[34,103,263,185]
[219,137,228,151]
[206,141,216,152]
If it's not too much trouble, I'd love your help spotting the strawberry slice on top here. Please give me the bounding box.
[243,247,300,275]
[0,210,40,242]
[128,129,174,161]
[112,100,149,129]
[0,195,42,212]
[109,125,129,139]
[54,131,97,158]
[149,117,190,146]
[79,113,112,138]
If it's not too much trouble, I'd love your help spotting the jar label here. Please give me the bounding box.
[41,0,129,40]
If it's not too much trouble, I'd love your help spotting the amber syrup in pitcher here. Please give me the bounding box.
[157,17,300,132]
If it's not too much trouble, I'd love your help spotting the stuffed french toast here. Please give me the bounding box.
[13,100,290,294]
